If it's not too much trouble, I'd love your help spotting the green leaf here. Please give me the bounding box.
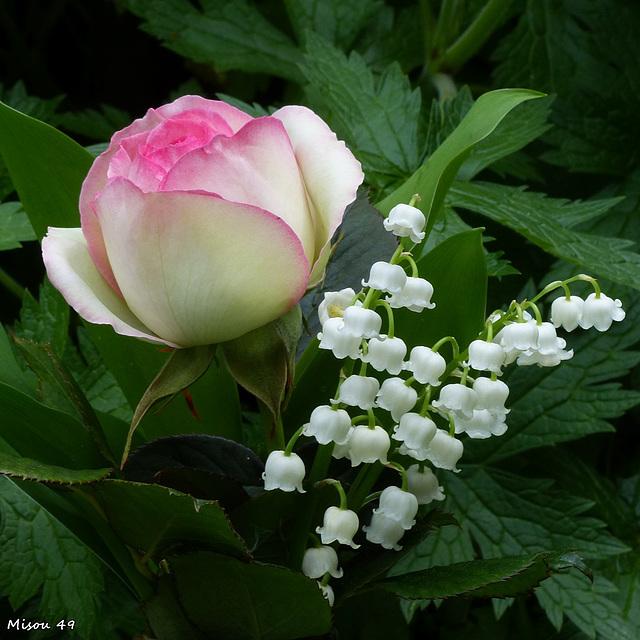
[0,201,36,250]
[448,181,640,290]
[122,344,217,466]
[284,0,383,50]
[0,382,110,470]
[0,476,105,638]
[376,88,544,237]
[93,480,248,559]
[301,32,422,185]
[120,0,304,83]
[377,550,590,600]
[0,99,93,238]
[0,325,36,397]
[148,552,332,640]
[0,452,110,484]
[395,228,487,353]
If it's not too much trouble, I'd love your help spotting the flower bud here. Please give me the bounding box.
[316,506,361,549]
[302,545,343,579]
[262,450,306,492]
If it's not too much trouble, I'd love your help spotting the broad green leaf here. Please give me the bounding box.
[93,480,248,559]
[284,0,383,50]
[465,291,640,463]
[55,103,131,141]
[448,181,640,290]
[149,552,332,640]
[0,382,109,470]
[377,550,590,600]
[394,228,487,353]
[375,88,544,237]
[0,201,36,250]
[301,32,422,186]
[0,99,92,238]
[0,476,105,638]
[121,0,304,83]
[0,452,110,484]
[0,325,36,396]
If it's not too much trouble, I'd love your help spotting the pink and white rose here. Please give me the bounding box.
[42,96,363,347]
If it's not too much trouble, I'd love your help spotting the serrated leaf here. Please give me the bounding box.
[449,181,640,289]
[0,476,105,638]
[93,480,248,559]
[0,201,36,250]
[0,452,111,484]
[121,0,304,82]
[148,552,332,640]
[377,550,589,600]
[284,0,383,50]
[301,32,422,185]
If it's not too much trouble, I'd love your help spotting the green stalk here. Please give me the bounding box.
[437,0,513,72]
[0,265,25,299]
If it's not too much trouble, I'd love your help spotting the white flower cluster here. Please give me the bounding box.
[261,201,626,605]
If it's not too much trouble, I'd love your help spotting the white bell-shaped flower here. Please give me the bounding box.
[467,340,505,374]
[362,262,407,295]
[406,464,445,505]
[304,405,352,446]
[383,203,426,243]
[404,346,447,385]
[363,335,407,374]
[392,412,437,455]
[333,375,380,409]
[262,450,306,493]
[551,295,584,332]
[578,292,626,331]
[472,377,509,415]
[302,545,343,579]
[348,425,390,466]
[432,384,477,419]
[516,345,573,367]
[375,485,419,529]
[318,317,362,360]
[332,436,353,461]
[498,321,539,352]
[362,512,407,550]
[341,306,382,338]
[424,430,464,472]
[535,322,566,355]
[316,506,360,549]
[454,408,507,439]
[318,288,357,326]
[386,277,435,312]
[375,377,418,421]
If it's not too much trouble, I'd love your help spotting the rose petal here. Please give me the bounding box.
[162,116,316,264]
[93,178,309,346]
[80,97,254,293]
[42,227,175,346]
[272,106,363,282]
